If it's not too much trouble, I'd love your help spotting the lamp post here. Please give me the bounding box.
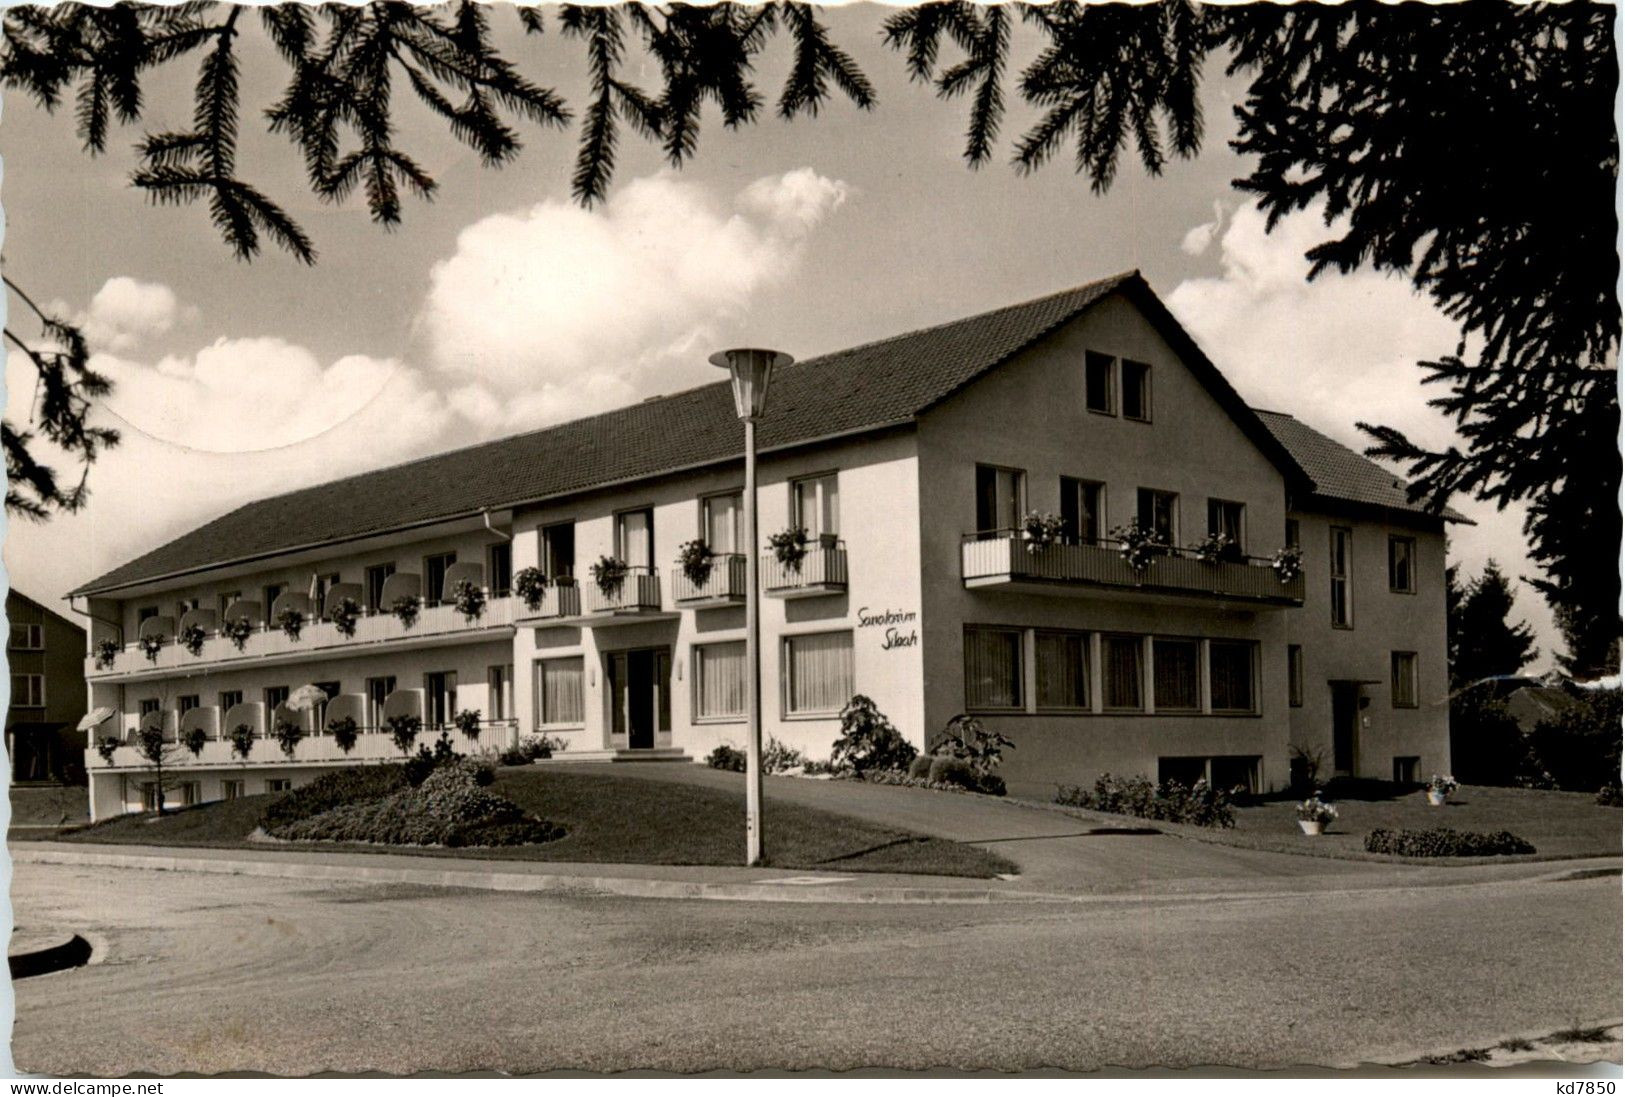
[710,347,793,866]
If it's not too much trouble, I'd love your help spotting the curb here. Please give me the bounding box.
[10,846,1076,906]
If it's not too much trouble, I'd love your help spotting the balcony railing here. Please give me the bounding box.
[672,554,747,606]
[87,719,523,771]
[960,532,1304,606]
[582,568,664,615]
[514,580,582,621]
[762,542,848,598]
[88,595,518,678]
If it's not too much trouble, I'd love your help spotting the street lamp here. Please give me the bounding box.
[709,347,793,867]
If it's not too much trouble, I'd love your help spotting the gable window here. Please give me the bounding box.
[1391,651,1419,708]
[1102,635,1144,711]
[1084,351,1116,414]
[8,623,42,651]
[1060,477,1105,545]
[1153,638,1200,712]
[616,508,654,570]
[1035,630,1089,711]
[365,676,397,728]
[424,553,457,604]
[1287,645,1304,708]
[10,674,44,708]
[1330,527,1353,627]
[1388,536,1416,594]
[365,563,396,612]
[1209,641,1257,714]
[693,641,747,721]
[964,627,1023,711]
[1206,500,1246,559]
[1136,488,1179,545]
[488,542,513,597]
[541,522,576,581]
[1121,359,1152,422]
[784,631,854,716]
[702,491,744,554]
[974,465,1026,537]
[792,473,840,541]
[536,657,585,727]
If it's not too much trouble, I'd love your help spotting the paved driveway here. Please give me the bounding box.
[547,762,1435,894]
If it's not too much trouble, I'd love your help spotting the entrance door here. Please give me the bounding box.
[1331,682,1360,776]
[608,647,672,750]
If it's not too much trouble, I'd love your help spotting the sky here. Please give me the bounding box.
[0,4,1560,667]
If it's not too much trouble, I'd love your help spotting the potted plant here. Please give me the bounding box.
[96,736,120,764]
[452,579,486,621]
[183,725,208,757]
[179,623,208,656]
[327,715,359,754]
[676,539,715,587]
[137,633,165,662]
[222,615,255,651]
[390,594,421,628]
[514,566,548,611]
[330,596,362,637]
[453,708,484,743]
[1192,532,1233,565]
[1424,774,1458,806]
[1296,795,1338,835]
[1272,544,1304,584]
[229,723,256,761]
[1110,520,1161,573]
[1020,511,1064,555]
[94,638,120,669]
[274,718,306,759]
[386,713,423,755]
[275,607,305,641]
[591,555,629,597]
[768,526,809,572]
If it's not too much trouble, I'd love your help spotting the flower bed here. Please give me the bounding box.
[1363,826,1535,857]
[1055,773,1238,828]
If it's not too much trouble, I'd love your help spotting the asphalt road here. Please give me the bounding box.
[12,861,1621,1074]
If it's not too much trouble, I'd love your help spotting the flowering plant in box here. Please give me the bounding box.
[274,718,306,759]
[513,567,547,611]
[96,736,120,764]
[452,579,486,621]
[330,596,362,637]
[390,594,421,629]
[676,539,716,586]
[1191,532,1233,565]
[1425,774,1459,794]
[1020,511,1065,555]
[768,526,809,572]
[276,607,305,641]
[94,638,120,669]
[222,616,255,651]
[180,623,208,656]
[1111,520,1161,573]
[453,708,484,742]
[386,713,423,755]
[183,726,208,757]
[327,715,359,755]
[590,555,629,597]
[229,723,256,761]
[137,633,165,662]
[1296,795,1339,824]
[1272,545,1303,584]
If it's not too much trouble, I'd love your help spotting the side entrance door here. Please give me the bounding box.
[1331,681,1360,777]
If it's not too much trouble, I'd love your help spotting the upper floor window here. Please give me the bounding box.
[1287,645,1304,708]
[263,685,290,715]
[137,606,159,624]
[10,674,44,707]
[1285,518,1301,549]
[365,676,396,728]
[1061,477,1104,545]
[541,522,576,581]
[488,542,513,597]
[1330,527,1353,627]
[177,694,200,713]
[262,584,285,618]
[139,697,162,717]
[1084,351,1116,414]
[365,563,395,612]
[313,572,342,608]
[216,591,242,618]
[1388,536,1416,594]
[1121,359,1152,422]
[975,465,1025,536]
[793,473,839,540]
[423,553,457,604]
[1136,488,1179,544]
[616,508,654,570]
[8,623,42,651]
[1391,651,1419,708]
[219,689,244,714]
[1207,499,1246,559]
[702,491,743,554]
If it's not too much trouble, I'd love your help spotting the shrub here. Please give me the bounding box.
[763,736,805,775]
[801,757,837,777]
[1364,827,1535,857]
[1530,687,1623,793]
[453,708,484,742]
[1288,744,1325,795]
[907,754,934,780]
[1598,782,1622,807]
[934,713,1014,778]
[497,734,564,766]
[260,765,409,830]
[1449,688,1547,787]
[928,755,978,790]
[858,767,1007,796]
[404,731,466,786]
[1054,773,1238,828]
[831,695,917,775]
[707,744,746,772]
[327,715,359,754]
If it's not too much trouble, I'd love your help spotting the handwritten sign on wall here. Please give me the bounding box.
[858,606,918,651]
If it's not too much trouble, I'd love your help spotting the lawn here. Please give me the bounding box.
[25,766,1018,878]
[9,785,91,828]
[1051,783,1622,862]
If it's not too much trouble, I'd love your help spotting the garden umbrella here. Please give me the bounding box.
[76,706,116,732]
[285,684,328,712]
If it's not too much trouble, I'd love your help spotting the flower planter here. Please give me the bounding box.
[1298,819,1325,836]
[1426,789,1447,806]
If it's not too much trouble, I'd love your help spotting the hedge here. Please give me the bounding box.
[1364,827,1535,857]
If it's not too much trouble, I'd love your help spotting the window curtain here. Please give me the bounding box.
[964,628,1022,709]
[786,631,854,714]
[539,658,585,726]
[1103,637,1143,710]
[696,642,746,718]
[1035,632,1087,709]
[1153,640,1199,711]
[1210,642,1255,712]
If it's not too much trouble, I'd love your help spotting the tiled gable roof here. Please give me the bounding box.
[1254,409,1464,522]
[77,271,1165,595]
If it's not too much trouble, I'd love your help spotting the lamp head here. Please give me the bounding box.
[709,347,792,421]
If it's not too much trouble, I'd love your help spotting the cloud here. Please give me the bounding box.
[1179,200,1226,257]
[72,276,194,353]
[420,168,850,433]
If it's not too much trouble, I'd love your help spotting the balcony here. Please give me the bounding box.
[672,554,747,608]
[960,533,1304,607]
[87,719,523,772]
[515,580,582,622]
[580,568,667,620]
[763,542,849,599]
[88,595,519,681]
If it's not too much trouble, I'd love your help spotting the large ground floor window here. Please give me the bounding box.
[536,656,585,728]
[693,641,746,721]
[783,631,854,717]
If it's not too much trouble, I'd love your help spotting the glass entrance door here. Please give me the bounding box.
[607,647,672,750]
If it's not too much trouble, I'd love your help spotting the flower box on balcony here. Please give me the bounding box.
[583,570,663,616]
[762,544,848,599]
[672,554,747,607]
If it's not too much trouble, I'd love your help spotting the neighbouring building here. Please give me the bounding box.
[72,272,1459,816]
[7,589,88,785]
